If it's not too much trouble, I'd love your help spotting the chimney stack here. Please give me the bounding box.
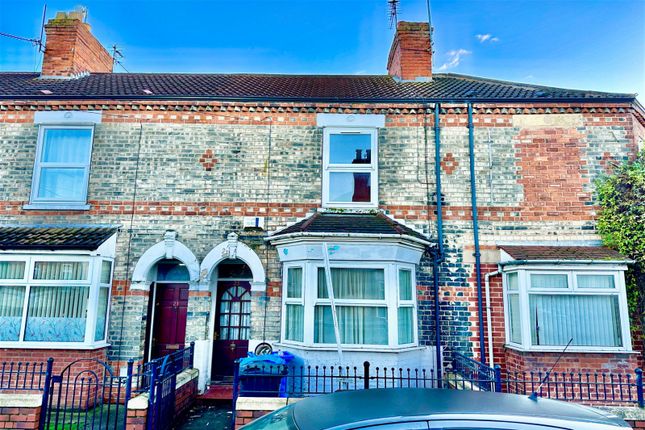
[387,21,432,82]
[41,9,113,77]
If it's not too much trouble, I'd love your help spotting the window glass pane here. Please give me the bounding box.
[94,287,109,341]
[25,286,89,342]
[529,294,622,347]
[399,269,412,301]
[100,260,112,284]
[398,307,413,344]
[314,305,388,345]
[285,304,304,342]
[530,273,568,289]
[0,261,25,280]
[329,133,372,164]
[577,274,615,289]
[0,286,25,341]
[33,261,88,280]
[329,172,371,203]
[41,128,92,163]
[37,168,86,201]
[506,272,518,290]
[317,268,385,300]
[508,294,521,344]
[156,260,189,281]
[286,267,302,299]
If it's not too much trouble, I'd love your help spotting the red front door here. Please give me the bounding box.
[152,283,189,359]
[212,281,251,379]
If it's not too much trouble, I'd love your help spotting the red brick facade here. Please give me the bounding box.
[0,405,41,430]
[387,21,432,81]
[0,347,108,381]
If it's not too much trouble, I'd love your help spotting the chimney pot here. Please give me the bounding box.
[387,21,432,81]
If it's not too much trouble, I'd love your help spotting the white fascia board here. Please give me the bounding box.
[35,110,102,125]
[316,113,385,128]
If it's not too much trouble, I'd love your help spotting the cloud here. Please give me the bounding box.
[476,34,499,43]
[437,49,471,71]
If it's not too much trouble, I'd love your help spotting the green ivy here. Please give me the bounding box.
[596,151,645,320]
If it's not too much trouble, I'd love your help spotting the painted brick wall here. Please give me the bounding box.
[0,101,642,372]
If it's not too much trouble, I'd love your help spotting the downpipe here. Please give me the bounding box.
[433,103,444,386]
[484,269,501,366]
[467,103,487,365]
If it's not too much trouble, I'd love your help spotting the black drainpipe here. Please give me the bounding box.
[467,103,487,365]
[432,103,444,385]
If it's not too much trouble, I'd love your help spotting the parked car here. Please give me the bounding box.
[240,388,629,430]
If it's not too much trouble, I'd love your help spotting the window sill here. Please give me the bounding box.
[275,342,424,353]
[504,344,638,355]
[23,203,91,211]
[0,342,110,350]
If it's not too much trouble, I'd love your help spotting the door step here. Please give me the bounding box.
[199,383,234,401]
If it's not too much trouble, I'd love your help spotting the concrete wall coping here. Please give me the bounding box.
[126,368,199,411]
[0,393,43,408]
[598,406,645,420]
[236,396,302,411]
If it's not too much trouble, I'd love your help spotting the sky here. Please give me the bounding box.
[0,0,644,101]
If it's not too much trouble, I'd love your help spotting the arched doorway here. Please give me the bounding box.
[144,259,190,360]
[211,260,253,379]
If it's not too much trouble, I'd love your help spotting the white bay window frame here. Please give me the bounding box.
[0,253,112,349]
[503,265,632,353]
[322,127,378,209]
[280,260,418,350]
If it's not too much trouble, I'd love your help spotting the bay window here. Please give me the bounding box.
[0,255,112,347]
[281,262,417,348]
[504,268,631,351]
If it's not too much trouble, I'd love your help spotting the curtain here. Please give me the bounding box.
[0,261,25,279]
[529,294,622,347]
[33,261,88,281]
[94,287,109,341]
[287,267,302,298]
[285,304,304,342]
[508,294,521,343]
[530,274,568,289]
[399,270,412,300]
[398,307,413,344]
[41,129,92,163]
[0,286,25,341]
[314,305,388,345]
[317,268,385,299]
[100,261,112,284]
[578,274,615,289]
[25,286,89,342]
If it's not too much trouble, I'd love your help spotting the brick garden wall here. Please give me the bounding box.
[0,100,642,373]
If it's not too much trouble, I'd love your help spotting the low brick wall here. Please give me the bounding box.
[0,393,43,430]
[234,397,302,429]
[0,347,108,382]
[126,368,199,429]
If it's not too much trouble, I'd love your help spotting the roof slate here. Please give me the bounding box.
[271,212,429,243]
[0,225,118,251]
[500,245,627,262]
[0,72,634,102]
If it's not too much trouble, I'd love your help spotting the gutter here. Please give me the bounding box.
[265,231,433,247]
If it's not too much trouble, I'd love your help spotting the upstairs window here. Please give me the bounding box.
[323,128,378,208]
[29,126,94,208]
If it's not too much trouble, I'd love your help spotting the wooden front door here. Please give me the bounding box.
[152,283,189,359]
[212,281,251,378]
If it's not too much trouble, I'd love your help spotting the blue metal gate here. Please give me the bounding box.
[42,359,133,430]
[146,356,177,430]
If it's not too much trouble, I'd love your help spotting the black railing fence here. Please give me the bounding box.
[232,352,644,408]
[0,358,51,391]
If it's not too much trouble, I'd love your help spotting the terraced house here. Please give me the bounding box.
[0,10,643,394]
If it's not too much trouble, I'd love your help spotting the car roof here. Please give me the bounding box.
[291,389,627,429]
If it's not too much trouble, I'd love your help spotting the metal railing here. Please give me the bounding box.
[134,342,195,393]
[451,352,500,392]
[0,359,52,392]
